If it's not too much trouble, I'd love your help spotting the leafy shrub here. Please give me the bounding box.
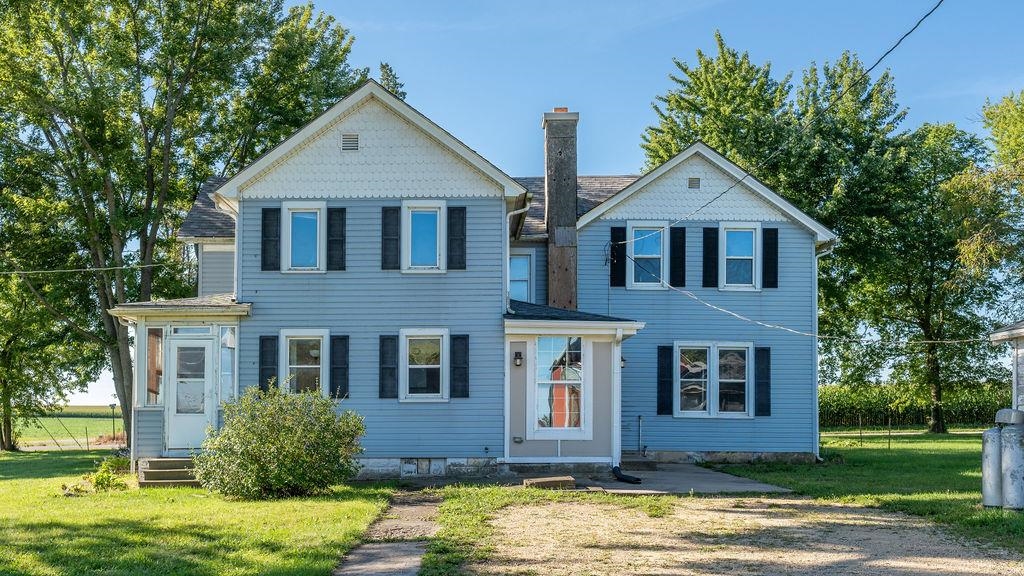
[85,456,131,491]
[819,382,1011,428]
[193,387,364,499]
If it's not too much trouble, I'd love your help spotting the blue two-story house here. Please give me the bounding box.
[111,80,835,475]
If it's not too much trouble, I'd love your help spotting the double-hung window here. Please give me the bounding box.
[528,336,591,440]
[282,201,326,272]
[675,341,753,417]
[721,224,759,288]
[399,328,449,401]
[508,249,533,303]
[279,329,329,395]
[402,200,446,272]
[627,222,668,289]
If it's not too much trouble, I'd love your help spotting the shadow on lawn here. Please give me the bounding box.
[0,450,108,481]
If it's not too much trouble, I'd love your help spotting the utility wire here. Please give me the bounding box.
[620,0,945,248]
[0,263,165,275]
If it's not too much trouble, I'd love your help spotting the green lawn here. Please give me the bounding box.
[15,417,120,444]
[0,450,391,575]
[719,431,1024,554]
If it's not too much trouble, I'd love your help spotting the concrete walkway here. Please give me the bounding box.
[584,463,789,495]
[333,491,440,576]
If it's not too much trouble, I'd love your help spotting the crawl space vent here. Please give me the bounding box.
[687,177,701,189]
[341,133,359,151]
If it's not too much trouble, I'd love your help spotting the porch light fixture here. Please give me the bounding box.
[620,357,627,368]
[513,351,523,367]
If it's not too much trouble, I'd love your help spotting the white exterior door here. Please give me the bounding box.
[166,339,215,450]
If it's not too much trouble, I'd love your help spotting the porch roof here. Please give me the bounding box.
[108,293,251,322]
[504,300,644,336]
[991,319,1024,343]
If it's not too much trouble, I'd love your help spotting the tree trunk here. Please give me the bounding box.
[1,380,15,451]
[925,342,947,433]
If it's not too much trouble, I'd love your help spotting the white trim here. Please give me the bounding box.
[626,221,669,290]
[202,243,235,253]
[612,329,623,466]
[719,222,761,291]
[508,247,536,303]
[812,244,821,457]
[991,327,1024,343]
[576,142,836,244]
[673,340,755,419]
[214,81,527,200]
[399,328,450,402]
[281,201,327,273]
[401,200,447,273]
[503,338,512,460]
[499,456,614,464]
[278,328,331,397]
[526,336,593,441]
[505,320,644,336]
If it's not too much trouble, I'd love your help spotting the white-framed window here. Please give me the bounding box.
[401,200,446,272]
[719,222,760,289]
[527,335,592,440]
[627,221,668,289]
[282,201,327,272]
[674,341,753,418]
[219,326,237,403]
[145,327,164,406]
[278,329,330,396]
[399,328,449,401]
[509,248,534,303]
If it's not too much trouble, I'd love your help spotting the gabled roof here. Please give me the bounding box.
[214,80,527,201]
[575,142,837,245]
[514,175,640,237]
[179,176,232,241]
[991,319,1024,343]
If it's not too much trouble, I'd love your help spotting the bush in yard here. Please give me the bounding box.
[193,387,364,499]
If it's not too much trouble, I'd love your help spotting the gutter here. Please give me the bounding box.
[505,198,532,314]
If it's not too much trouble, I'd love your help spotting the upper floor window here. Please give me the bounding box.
[402,200,446,272]
[627,222,668,289]
[675,341,752,417]
[282,201,326,272]
[509,249,533,302]
[720,223,760,289]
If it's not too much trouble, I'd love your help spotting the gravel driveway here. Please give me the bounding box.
[468,497,1024,575]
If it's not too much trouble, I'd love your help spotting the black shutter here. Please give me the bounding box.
[763,228,778,289]
[327,208,346,271]
[330,335,349,399]
[669,227,686,287]
[450,334,469,398]
[381,207,400,270]
[755,347,771,416]
[657,345,673,415]
[379,335,398,398]
[702,227,718,288]
[447,207,466,270]
[261,208,280,271]
[610,227,626,287]
[259,336,278,391]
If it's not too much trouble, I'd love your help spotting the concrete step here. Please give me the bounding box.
[139,457,194,470]
[620,453,659,471]
[138,478,201,488]
[140,468,196,482]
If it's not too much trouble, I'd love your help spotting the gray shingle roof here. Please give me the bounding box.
[514,175,640,237]
[179,177,234,239]
[504,299,636,323]
[113,293,239,309]
[992,319,1024,341]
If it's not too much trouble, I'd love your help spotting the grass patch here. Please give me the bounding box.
[420,484,674,575]
[718,431,1024,554]
[0,450,392,575]
[15,417,120,444]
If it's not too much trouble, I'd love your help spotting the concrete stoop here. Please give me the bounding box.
[137,457,199,488]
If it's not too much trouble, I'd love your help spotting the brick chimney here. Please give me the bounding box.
[543,107,579,310]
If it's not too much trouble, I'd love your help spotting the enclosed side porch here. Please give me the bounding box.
[109,294,251,463]
[503,300,643,467]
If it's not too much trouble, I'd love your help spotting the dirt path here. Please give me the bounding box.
[333,491,440,576]
[469,497,1024,575]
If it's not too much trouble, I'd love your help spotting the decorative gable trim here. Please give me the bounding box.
[576,142,836,245]
[213,81,526,201]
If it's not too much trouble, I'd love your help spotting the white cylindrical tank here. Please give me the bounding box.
[1002,424,1024,510]
[982,427,1002,507]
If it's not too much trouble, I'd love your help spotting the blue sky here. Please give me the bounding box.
[71,0,1022,403]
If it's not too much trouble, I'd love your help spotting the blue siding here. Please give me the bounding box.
[237,197,506,458]
[578,220,818,454]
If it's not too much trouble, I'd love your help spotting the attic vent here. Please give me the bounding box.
[687,177,701,189]
[341,133,359,151]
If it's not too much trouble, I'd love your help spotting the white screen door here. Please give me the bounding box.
[166,340,215,450]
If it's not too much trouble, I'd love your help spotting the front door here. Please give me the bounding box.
[166,339,215,450]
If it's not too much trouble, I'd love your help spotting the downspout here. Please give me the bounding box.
[505,200,532,314]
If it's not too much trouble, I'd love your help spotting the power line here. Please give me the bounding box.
[620,0,945,248]
[0,263,165,275]
[621,252,987,347]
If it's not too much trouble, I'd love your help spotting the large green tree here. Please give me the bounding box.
[0,1,367,439]
[984,91,1024,168]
